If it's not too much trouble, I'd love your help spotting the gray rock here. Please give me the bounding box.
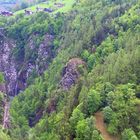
[60,58,85,90]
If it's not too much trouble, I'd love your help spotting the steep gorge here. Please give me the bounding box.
[0,29,17,96]
[0,31,54,96]
[0,0,140,139]
[0,29,55,128]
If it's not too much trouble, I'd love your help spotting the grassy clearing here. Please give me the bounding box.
[14,0,75,15]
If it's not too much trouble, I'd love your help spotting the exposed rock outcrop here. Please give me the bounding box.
[0,32,54,96]
[17,33,54,92]
[36,33,54,75]
[25,34,55,124]
[0,84,6,93]
[0,31,17,96]
[60,58,85,90]
[0,31,55,128]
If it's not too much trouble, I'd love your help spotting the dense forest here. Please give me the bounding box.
[0,0,140,140]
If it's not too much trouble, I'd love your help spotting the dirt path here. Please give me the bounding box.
[2,99,10,129]
[95,112,119,140]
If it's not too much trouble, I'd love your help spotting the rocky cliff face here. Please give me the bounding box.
[16,33,54,94]
[0,30,54,96]
[46,58,86,114]
[0,30,17,96]
[0,29,84,97]
[26,33,54,76]
[60,58,85,90]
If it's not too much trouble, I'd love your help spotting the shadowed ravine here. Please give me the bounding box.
[95,112,119,140]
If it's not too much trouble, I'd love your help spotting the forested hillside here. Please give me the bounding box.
[0,0,140,140]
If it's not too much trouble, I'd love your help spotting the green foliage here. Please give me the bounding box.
[122,129,138,140]
[92,130,103,140]
[105,84,140,135]
[0,92,4,124]
[0,73,4,124]
[75,119,89,140]
[75,116,102,140]
[87,88,101,115]
[81,50,90,61]
[7,12,63,62]
[0,17,7,27]
[0,129,11,140]
[69,108,84,132]
[10,78,46,138]
[2,0,140,139]
[0,73,4,84]
[103,106,113,123]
